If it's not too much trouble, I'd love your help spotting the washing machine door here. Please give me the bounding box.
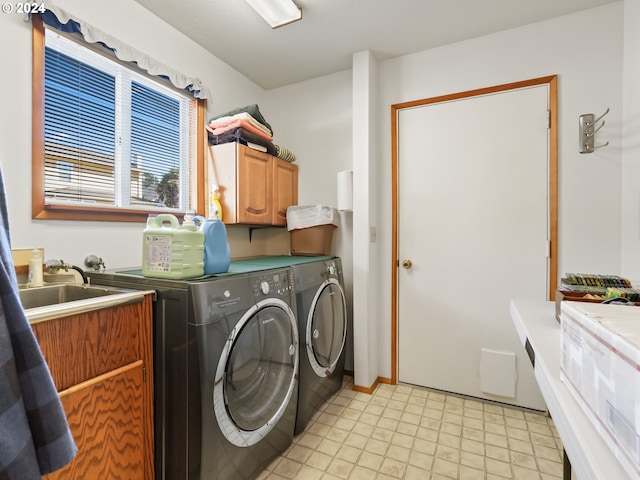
[213,298,298,447]
[306,278,347,377]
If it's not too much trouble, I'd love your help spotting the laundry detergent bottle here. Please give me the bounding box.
[194,212,231,275]
[142,213,204,279]
[209,184,223,222]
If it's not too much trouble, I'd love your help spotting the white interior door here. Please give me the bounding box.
[397,85,549,410]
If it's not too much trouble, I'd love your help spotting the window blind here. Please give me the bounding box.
[43,28,196,211]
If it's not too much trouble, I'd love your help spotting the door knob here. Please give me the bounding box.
[401,259,412,269]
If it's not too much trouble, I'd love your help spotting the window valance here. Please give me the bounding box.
[35,1,212,100]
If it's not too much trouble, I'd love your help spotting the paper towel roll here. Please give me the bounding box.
[337,170,353,211]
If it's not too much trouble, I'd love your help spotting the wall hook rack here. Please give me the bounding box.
[579,107,610,154]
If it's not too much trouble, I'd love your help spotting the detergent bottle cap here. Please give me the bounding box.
[183,210,196,227]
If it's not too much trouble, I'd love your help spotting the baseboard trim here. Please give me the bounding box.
[352,376,393,394]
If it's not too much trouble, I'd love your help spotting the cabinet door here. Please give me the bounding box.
[237,146,273,224]
[33,304,143,391]
[34,297,154,480]
[43,363,145,480]
[272,159,298,226]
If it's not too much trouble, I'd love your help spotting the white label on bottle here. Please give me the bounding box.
[145,235,172,272]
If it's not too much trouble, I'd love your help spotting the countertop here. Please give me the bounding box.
[24,288,154,324]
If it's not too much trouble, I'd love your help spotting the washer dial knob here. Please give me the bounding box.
[260,281,270,295]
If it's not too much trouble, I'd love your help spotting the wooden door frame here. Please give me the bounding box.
[390,75,558,384]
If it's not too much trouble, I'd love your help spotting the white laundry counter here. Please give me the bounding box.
[509,299,631,480]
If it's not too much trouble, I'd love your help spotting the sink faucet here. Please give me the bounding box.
[45,259,89,285]
[84,255,106,271]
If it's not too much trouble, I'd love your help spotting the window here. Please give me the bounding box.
[32,15,205,221]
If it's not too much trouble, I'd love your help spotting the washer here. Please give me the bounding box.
[190,268,298,479]
[292,257,348,435]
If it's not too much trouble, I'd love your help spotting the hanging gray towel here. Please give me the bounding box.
[0,168,76,478]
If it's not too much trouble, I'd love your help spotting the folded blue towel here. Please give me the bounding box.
[0,168,76,477]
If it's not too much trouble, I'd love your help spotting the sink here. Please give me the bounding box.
[19,284,133,310]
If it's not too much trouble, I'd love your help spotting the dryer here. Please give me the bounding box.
[291,257,347,435]
[191,268,299,479]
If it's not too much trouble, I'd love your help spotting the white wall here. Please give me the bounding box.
[261,70,355,369]
[351,51,379,388]
[621,0,640,282]
[372,3,624,380]
[0,0,286,269]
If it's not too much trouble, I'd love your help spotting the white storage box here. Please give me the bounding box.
[286,205,338,256]
[286,205,338,231]
[560,301,640,478]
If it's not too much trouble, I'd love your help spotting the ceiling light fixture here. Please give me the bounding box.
[246,0,302,29]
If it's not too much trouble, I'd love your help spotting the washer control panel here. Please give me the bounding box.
[251,270,294,298]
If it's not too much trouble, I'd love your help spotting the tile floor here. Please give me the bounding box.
[259,377,564,480]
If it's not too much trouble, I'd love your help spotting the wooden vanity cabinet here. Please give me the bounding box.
[33,294,154,480]
[211,142,298,225]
